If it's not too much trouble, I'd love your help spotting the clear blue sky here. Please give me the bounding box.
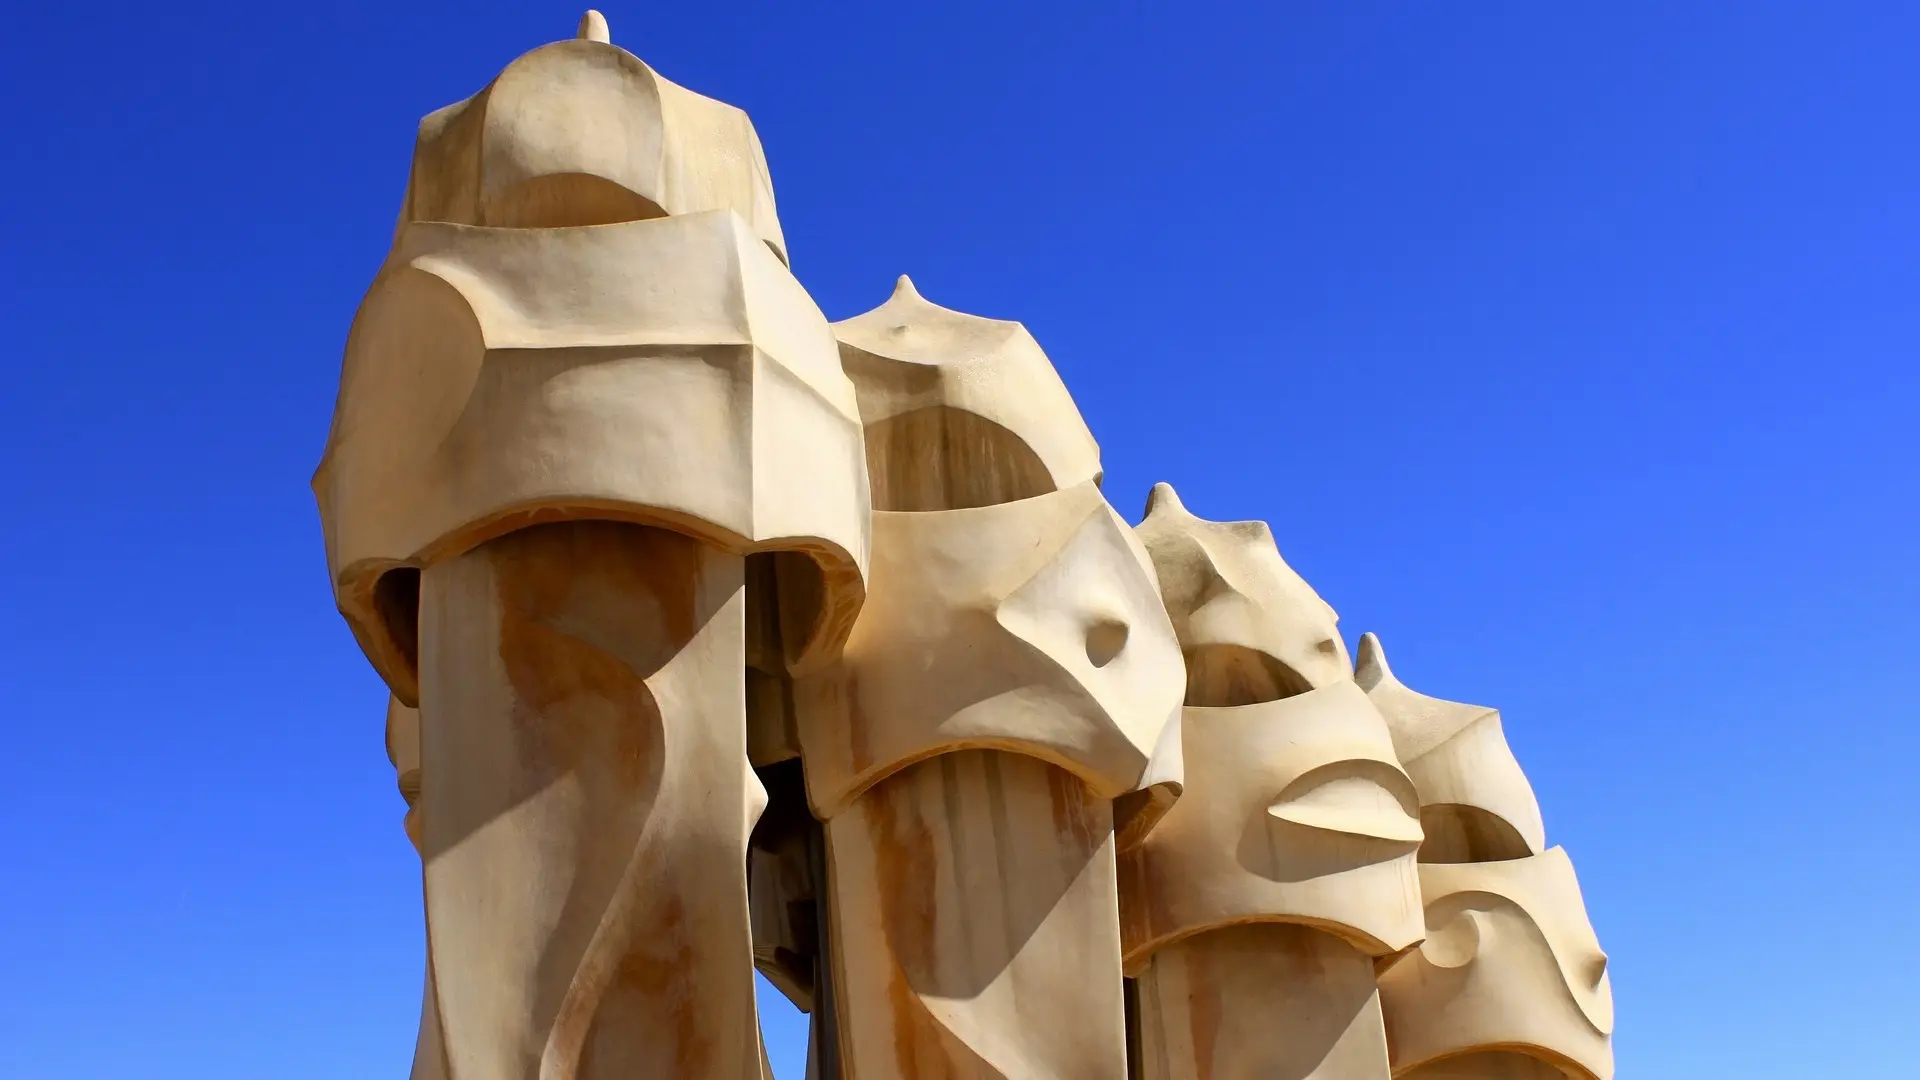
[2,3,1913,1077]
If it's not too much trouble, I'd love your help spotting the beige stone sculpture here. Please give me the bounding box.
[319,15,1614,1078]
[792,277,1186,1079]
[316,13,863,1079]
[1359,637,1614,1080]
[1119,485,1420,1079]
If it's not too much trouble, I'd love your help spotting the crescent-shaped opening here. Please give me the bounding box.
[481,173,669,228]
[863,406,1057,512]
[1417,804,1535,864]
[1183,643,1312,707]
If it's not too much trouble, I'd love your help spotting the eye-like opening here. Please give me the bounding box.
[1183,643,1312,707]
[1417,804,1534,864]
[480,173,670,228]
[1085,617,1129,667]
[863,406,1057,512]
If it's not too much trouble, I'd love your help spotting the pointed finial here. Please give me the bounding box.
[892,274,923,301]
[578,9,611,42]
[1142,481,1189,520]
[1354,631,1394,690]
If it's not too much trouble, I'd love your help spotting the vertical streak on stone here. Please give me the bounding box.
[827,749,1127,1079]
[417,521,763,1080]
[1134,924,1392,1080]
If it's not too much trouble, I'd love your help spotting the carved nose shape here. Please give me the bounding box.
[1085,617,1129,667]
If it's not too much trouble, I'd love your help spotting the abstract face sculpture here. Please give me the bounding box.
[797,278,1184,1079]
[1122,485,1422,963]
[1382,850,1614,1080]
[1361,635,1614,1080]
[319,15,1620,1078]
[316,18,868,708]
[1119,484,1421,1079]
[797,478,1184,817]
[315,16,866,1080]
[1357,634,1544,864]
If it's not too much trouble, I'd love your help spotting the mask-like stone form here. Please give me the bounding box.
[1357,634,1544,863]
[1121,485,1422,964]
[319,17,850,1080]
[1136,482,1352,705]
[315,19,868,706]
[1379,849,1615,1080]
[796,275,1183,813]
[796,479,1184,816]
[835,276,1103,512]
[1120,485,1420,1080]
[1359,634,1613,1079]
[804,278,1183,1079]
[1118,679,1424,963]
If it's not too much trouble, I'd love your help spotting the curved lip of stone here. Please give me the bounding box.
[1265,768,1425,843]
[1121,909,1414,976]
[1418,849,1614,1036]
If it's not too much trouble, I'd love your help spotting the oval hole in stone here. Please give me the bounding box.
[1085,618,1129,667]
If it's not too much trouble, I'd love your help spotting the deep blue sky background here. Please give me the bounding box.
[2,2,1915,1077]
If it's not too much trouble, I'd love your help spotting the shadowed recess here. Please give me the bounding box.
[483,173,670,228]
[1183,643,1312,707]
[864,406,1056,512]
[372,566,422,691]
[1417,804,1535,864]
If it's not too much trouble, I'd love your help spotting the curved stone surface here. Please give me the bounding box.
[1378,848,1614,1080]
[1136,483,1351,705]
[1119,682,1424,969]
[833,276,1102,510]
[399,17,785,257]
[1356,633,1546,863]
[795,480,1183,817]
[317,211,868,701]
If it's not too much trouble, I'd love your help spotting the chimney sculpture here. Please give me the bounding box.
[791,278,1185,1077]
[317,15,1614,1080]
[1359,637,1615,1080]
[315,12,865,1078]
[1118,486,1421,1078]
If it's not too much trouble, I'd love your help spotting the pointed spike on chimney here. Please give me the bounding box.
[893,274,923,301]
[1142,481,1189,520]
[1353,632,1394,690]
[579,9,611,42]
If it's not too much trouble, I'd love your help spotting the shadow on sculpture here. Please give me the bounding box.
[1118,484,1420,1080]
[1360,635,1614,1080]
[316,13,1615,1080]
